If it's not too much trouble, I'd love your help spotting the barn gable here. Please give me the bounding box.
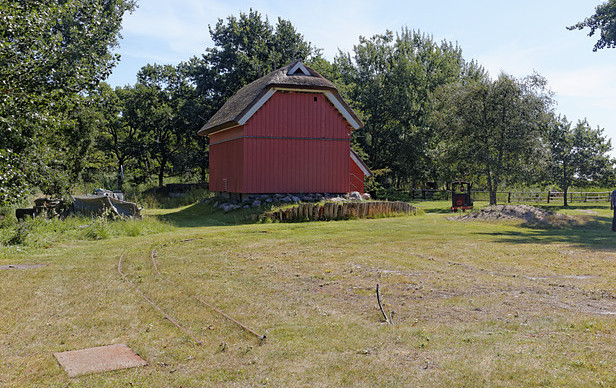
[198,60,362,136]
[200,60,370,194]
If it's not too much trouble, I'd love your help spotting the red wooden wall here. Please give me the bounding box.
[209,91,353,194]
[209,126,244,193]
[350,157,365,194]
[243,92,351,193]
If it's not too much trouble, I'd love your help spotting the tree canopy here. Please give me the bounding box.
[92,10,318,188]
[0,0,136,202]
[433,73,553,205]
[547,116,613,205]
[336,29,472,187]
[568,0,616,51]
[200,9,316,104]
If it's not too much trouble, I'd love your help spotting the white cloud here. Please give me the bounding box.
[119,0,228,62]
[475,43,554,79]
[547,66,616,102]
[547,66,616,154]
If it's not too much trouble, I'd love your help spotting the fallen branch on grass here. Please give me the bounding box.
[376,284,393,324]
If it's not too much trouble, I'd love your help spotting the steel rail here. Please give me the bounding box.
[151,249,266,342]
[117,252,205,346]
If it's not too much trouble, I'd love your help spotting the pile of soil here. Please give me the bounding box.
[450,205,574,226]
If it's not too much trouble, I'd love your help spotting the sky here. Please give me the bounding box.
[107,0,616,152]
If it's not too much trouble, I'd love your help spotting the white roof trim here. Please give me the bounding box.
[238,88,276,125]
[287,61,311,76]
[350,150,372,177]
[323,91,361,130]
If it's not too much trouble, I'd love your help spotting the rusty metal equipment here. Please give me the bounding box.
[451,181,473,212]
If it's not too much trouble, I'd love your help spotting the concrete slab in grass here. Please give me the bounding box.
[54,344,147,377]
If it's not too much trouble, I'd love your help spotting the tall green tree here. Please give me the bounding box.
[433,73,553,205]
[171,64,209,183]
[130,64,201,187]
[568,0,616,51]
[167,61,209,183]
[547,116,613,206]
[336,29,470,187]
[93,83,142,190]
[203,9,315,103]
[180,10,317,184]
[0,0,136,201]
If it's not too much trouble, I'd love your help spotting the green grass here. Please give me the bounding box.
[3,201,616,386]
[0,214,171,261]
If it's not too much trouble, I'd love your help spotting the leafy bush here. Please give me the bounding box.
[6,220,34,245]
[0,150,30,206]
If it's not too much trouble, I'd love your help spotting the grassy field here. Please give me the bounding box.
[2,200,616,386]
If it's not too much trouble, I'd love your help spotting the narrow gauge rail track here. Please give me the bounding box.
[117,241,266,347]
[150,248,266,341]
[117,252,205,346]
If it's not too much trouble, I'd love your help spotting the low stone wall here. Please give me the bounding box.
[263,201,416,222]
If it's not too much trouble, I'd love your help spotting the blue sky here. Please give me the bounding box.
[107,0,616,151]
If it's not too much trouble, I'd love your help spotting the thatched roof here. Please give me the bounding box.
[198,60,362,136]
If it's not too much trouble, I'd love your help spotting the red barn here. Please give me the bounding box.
[198,60,371,195]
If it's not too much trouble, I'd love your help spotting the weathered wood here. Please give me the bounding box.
[267,201,417,222]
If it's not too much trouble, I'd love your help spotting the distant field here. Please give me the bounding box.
[2,201,616,386]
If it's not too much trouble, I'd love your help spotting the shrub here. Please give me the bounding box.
[82,215,111,240]
[6,220,34,245]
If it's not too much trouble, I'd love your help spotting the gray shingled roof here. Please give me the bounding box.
[197,60,362,136]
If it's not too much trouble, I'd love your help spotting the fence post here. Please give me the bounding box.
[508,192,511,203]
[547,191,550,203]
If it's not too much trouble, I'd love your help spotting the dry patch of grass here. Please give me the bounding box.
[2,203,616,386]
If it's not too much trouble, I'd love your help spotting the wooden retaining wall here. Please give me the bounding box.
[263,201,417,222]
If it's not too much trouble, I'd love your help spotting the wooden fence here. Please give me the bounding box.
[395,189,611,204]
[263,201,417,222]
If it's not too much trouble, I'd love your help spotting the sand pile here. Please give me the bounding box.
[450,205,574,226]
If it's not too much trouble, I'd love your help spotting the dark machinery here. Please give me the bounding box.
[451,181,473,212]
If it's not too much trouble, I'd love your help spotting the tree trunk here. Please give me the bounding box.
[489,189,497,206]
[562,161,568,207]
[116,158,125,191]
[158,156,167,187]
[487,169,497,205]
